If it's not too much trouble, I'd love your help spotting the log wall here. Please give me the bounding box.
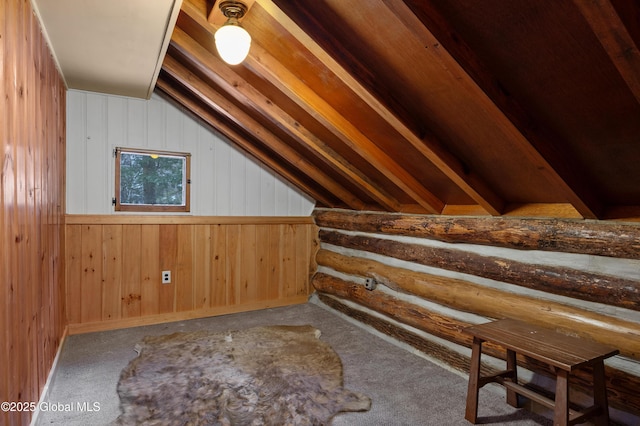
[313,208,640,423]
[1,1,67,425]
[65,215,318,334]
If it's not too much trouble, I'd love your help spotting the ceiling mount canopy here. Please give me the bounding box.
[214,0,251,65]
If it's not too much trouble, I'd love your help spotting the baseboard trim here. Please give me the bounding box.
[30,325,69,426]
[67,296,310,335]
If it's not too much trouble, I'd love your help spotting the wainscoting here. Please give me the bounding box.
[65,215,318,334]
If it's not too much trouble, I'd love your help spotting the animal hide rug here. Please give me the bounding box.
[114,325,371,425]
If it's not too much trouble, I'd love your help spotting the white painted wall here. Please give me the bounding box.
[66,89,315,216]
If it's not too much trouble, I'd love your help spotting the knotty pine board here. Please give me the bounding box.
[64,217,318,330]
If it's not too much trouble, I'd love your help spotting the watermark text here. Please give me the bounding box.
[1,401,101,412]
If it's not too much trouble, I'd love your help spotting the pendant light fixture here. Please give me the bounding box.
[214,1,251,65]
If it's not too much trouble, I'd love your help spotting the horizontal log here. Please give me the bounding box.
[317,284,575,382]
[316,250,640,360]
[319,229,640,311]
[317,293,478,374]
[314,276,593,372]
[314,286,640,416]
[317,293,563,404]
[313,209,640,260]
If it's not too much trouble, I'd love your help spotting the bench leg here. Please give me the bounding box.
[592,361,610,426]
[554,369,569,426]
[505,349,520,408]
[465,337,483,423]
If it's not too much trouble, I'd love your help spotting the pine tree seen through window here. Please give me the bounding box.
[115,148,191,212]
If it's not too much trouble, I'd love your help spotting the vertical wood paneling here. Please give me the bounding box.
[165,97,184,151]
[1,1,67,423]
[13,2,29,409]
[245,162,261,214]
[282,225,297,297]
[227,224,241,305]
[197,128,215,213]
[65,225,83,323]
[65,91,86,213]
[65,218,317,331]
[240,225,258,303]
[275,179,290,216]
[256,225,271,301]
[15,2,26,235]
[33,25,46,394]
[268,225,282,300]
[85,96,106,210]
[147,96,165,148]
[159,224,177,313]
[126,98,147,147]
[106,95,126,147]
[102,225,122,320]
[66,90,315,216]
[105,95,124,210]
[80,225,102,323]
[121,225,142,317]
[295,225,311,296]
[176,225,194,311]
[229,150,246,215]
[140,225,160,315]
[260,166,276,213]
[211,224,227,306]
[194,224,211,308]
[214,142,231,214]
[23,5,38,403]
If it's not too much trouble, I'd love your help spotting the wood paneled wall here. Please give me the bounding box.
[65,215,318,334]
[1,1,67,425]
[313,209,640,424]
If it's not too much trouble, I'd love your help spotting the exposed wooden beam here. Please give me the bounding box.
[260,0,502,215]
[179,2,410,213]
[161,54,364,209]
[167,28,376,210]
[399,0,604,219]
[244,46,413,213]
[573,0,640,104]
[156,77,335,207]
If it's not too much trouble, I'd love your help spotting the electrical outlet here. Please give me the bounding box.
[364,278,377,291]
[162,270,171,284]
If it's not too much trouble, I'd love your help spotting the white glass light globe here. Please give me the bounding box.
[214,23,251,65]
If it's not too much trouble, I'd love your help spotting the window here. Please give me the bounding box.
[114,147,191,212]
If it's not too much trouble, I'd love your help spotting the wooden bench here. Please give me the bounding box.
[463,318,619,425]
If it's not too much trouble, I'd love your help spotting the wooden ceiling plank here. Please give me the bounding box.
[178,2,406,212]
[398,0,604,220]
[385,0,603,218]
[573,0,640,104]
[155,77,333,206]
[259,0,501,215]
[244,45,434,213]
[162,54,365,210]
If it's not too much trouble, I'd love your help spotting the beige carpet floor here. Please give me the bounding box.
[35,298,553,425]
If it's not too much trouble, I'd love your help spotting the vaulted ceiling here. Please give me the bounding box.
[46,0,640,220]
